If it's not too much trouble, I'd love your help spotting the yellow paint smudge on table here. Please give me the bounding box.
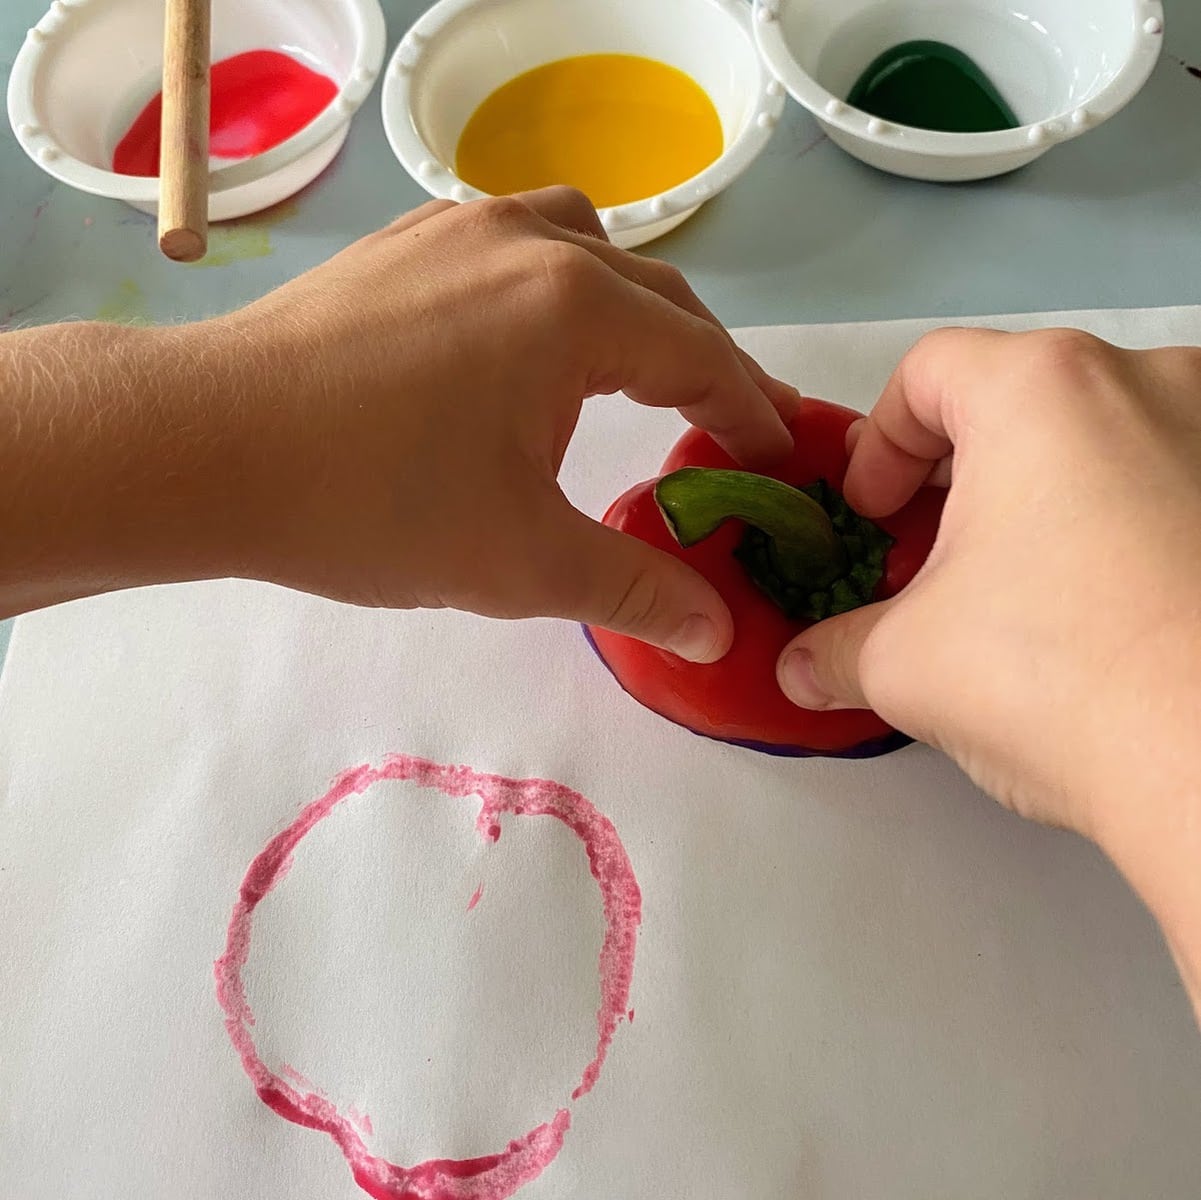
[456,54,723,208]
[193,226,273,268]
[94,279,150,324]
[190,199,300,269]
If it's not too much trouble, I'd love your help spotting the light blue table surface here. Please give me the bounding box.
[2,1,1200,668]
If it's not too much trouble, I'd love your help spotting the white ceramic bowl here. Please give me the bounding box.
[753,0,1165,182]
[6,0,386,220]
[381,0,786,249]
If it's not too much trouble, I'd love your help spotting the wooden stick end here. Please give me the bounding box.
[159,226,207,263]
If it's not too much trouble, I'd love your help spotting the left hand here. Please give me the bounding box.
[213,187,797,661]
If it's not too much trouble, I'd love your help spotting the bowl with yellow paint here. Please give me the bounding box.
[380,0,786,248]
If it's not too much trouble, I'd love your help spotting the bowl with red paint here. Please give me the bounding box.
[6,0,386,221]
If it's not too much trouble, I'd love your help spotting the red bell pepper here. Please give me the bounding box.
[585,397,945,757]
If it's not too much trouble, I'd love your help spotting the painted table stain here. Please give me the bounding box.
[189,199,298,268]
[94,279,150,324]
[455,54,723,208]
[191,222,274,268]
[847,40,1019,133]
[113,49,338,176]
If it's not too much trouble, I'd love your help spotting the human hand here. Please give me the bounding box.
[215,187,796,662]
[775,329,1201,848]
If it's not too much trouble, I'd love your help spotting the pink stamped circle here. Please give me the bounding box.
[214,755,642,1200]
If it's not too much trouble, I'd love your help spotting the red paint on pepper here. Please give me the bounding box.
[587,398,945,756]
[112,49,338,177]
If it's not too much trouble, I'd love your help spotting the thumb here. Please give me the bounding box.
[545,507,734,663]
[776,599,895,711]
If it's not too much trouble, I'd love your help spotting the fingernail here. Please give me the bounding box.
[665,614,721,663]
[778,648,833,709]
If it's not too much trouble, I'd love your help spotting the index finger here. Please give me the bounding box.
[569,256,793,465]
[499,201,799,460]
[845,327,1009,516]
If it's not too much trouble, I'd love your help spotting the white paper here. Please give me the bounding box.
[3,308,1200,1200]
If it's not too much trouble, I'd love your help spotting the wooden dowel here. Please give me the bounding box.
[157,0,210,262]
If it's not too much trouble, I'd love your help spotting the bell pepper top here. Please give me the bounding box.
[654,469,894,623]
[585,397,945,758]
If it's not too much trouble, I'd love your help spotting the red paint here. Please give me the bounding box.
[467,882,484,912]
[112,49,338,176]
[280,1063,315,1090]
[214,755,642,1200]
[348,1105,375,1138]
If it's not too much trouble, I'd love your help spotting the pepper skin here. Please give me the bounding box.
[585,398,945,757]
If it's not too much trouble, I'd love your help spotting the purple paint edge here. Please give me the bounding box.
[580,626,912,761]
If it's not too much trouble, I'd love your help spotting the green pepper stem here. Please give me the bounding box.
[654,467,848,590]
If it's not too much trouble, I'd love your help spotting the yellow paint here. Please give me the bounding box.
[192,224,273,268]
[455,54,723,208]
[191,199,299,268]
[94,279,150,324]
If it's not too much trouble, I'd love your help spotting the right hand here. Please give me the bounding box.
[775,328,1201,856]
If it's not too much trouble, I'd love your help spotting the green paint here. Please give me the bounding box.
[94,279,151,324]
[847,40,1020,133]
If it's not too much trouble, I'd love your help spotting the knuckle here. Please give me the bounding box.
[542,184,597,218]
[646,259,690,301]
[472,194,535,231]
[900,328,966,391]
[516,186,606,239]
[536,241,605,308]
[1025,327,1115,374]
[604,565,665,637]
[908,327,964,361]
[824,620,867,693]
[693,318,736,367]
[1016,330,1127,419]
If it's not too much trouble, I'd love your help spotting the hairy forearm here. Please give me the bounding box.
[0,320,261,618]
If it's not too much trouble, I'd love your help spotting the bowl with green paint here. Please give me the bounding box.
[752,0,1165,181]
